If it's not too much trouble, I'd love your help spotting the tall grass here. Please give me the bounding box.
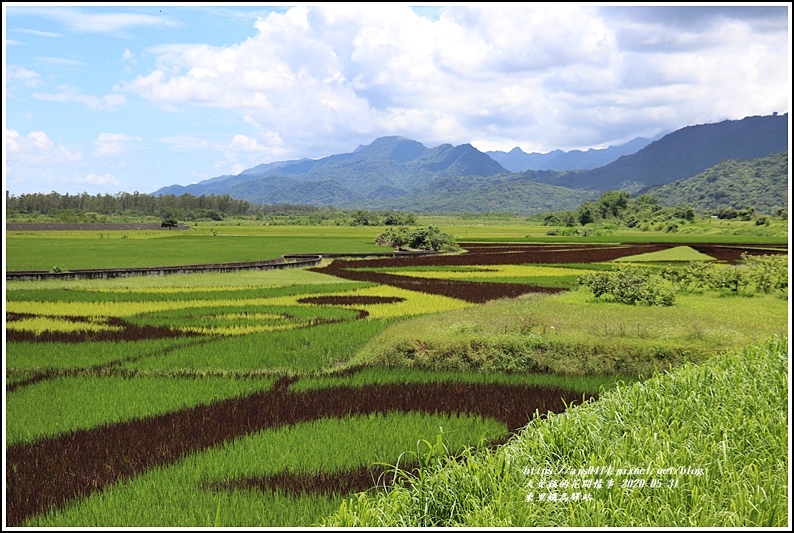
[348,290,788,377]
[322,336,789,527]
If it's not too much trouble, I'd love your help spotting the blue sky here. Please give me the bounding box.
[3,3,791,196]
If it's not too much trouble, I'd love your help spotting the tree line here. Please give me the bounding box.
[5,191,419,227]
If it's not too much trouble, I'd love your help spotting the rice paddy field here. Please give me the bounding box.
[3,225,790,527]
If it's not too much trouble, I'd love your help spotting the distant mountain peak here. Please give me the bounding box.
[487,137,660,172]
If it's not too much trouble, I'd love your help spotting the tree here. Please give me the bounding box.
[374,226,459,252]
[161,216,178,230]
[597,190,631,218]
[578,202,598,225]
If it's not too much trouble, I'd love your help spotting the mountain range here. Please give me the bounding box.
[153,113,788,215]
[485,136,660,172]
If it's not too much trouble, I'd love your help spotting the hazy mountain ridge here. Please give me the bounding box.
[151,114,788,214]
[486,136,659,172]
[537,114,789,192]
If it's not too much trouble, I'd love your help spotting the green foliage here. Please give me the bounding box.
[742,253,788,294]
[578,265,675,306]
[160,216,179,230]
[660,254,788,297]
[659,261,712,292]
[375,226,460,252]
[647,151,788,216]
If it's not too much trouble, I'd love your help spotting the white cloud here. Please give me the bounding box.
[32,86,126,111]
[12,7,179,36]
[22,3,788,171]
[228,134,269,152]
[157,135,212,151]
[94,132,142,156]
[32,56,88,68]
[219,132,289,174]
[7,65,42,87]
[15,28,64,38]
[5,129,81,163]
[123,3,775,156]
[79,172,120,186]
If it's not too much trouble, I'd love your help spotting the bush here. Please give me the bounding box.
[660,254,786,298]
[579,265,675,306]
[375,226,460,252]
[741,253,788,296]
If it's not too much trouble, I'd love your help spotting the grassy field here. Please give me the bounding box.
[4,218,789,527]
[4,232,385,271]
[5,215,787,271]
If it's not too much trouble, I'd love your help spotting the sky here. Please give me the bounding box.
[3,3,791,196]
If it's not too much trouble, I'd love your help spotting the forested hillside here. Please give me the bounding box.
[645,151,788,215]
[529,114,788,192]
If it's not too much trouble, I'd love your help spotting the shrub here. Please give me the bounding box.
[741,253,788,296]
[579,265,674,306]
[375,226,460,253]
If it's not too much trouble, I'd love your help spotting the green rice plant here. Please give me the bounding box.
[124,319,394,372]
[289,366,634,396]
[5,281,369,303]
[126,304,361,336]
[5,233,385,271]
[361,264,595,280]
[322,336,789,527]
[5,338,199,370]
[24,413,507,527]
[356,264,598,289]
[4,267,359,292]
[6,316,123,335]
[299,284,473,319]
[6,375,278,444]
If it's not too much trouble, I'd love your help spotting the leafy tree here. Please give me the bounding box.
[578,202,598,225]
[351,210,380,226]
[375,226,459,252]
[597,190,631,218]
[161,216,178,230]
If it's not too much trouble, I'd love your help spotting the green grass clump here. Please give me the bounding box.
[322,336,789,527]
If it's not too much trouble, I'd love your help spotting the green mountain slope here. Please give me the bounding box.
[535,114,788,192]
[645,151,788,214]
